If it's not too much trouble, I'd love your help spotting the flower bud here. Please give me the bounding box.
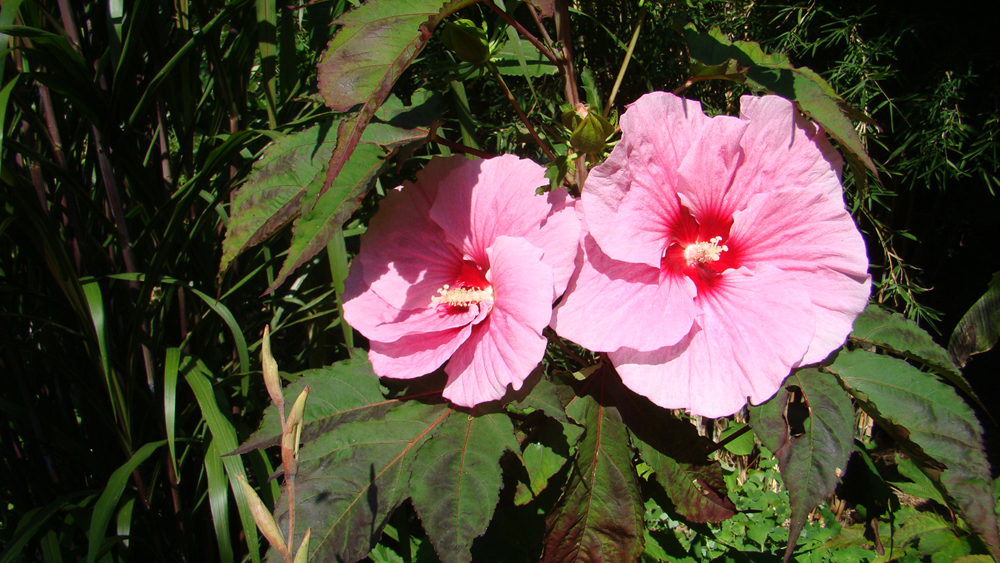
[567,103,615,155]
[441,19,490,65]
[293,528,311,563]
[261,325,283,409]
[236,474,288,556]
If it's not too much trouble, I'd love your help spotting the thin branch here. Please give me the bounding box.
[484,0,558,65]
[432,134,497,159]
[487,63,556,161]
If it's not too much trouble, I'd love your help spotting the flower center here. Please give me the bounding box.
[431,284,495,307]
[683,236,729,266]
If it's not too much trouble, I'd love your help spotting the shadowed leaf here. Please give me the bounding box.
[541,370,644,563]
[409,408,519,563]
[948,271,1000,367]
[626,391,736,524]
[828,350,1000,560]
[683,25,877,179]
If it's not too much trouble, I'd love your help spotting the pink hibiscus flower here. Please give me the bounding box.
[551,92,871,417]
[343,155,580,407]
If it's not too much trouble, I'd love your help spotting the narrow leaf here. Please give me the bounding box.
[828,350,1000,559]
[409,409,518,563]
[776,369,854,561]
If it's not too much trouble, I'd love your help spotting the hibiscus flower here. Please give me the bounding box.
[551,92,871,417]
[343,155,580,407]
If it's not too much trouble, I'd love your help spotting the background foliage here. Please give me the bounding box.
[2,0,998,562]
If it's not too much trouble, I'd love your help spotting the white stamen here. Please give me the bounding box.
[683,236,729,266]
[431,284,495,307]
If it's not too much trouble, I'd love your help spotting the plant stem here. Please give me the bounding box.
[604,5,646,118]
[487,62,556,161]
[432,134,496,159]
[483,0,558,65]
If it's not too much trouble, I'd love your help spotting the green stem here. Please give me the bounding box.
[604,5,646,118]
[487,62,556,161]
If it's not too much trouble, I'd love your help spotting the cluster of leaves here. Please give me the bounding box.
[4,0,999,563]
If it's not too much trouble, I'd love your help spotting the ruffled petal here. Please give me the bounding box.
[583,93,710,268]
[442,236,553,406]
[732,95,844,203]
[551,235,698,352]
[429,155,550,264]
[521,188,582,298]
[729,188,871,363]
[673,114,749,223]
[611,265,816,418]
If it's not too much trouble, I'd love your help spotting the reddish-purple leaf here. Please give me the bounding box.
[541,370,644,563]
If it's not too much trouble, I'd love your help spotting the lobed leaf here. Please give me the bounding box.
[234,353,397,455]
[827,350,1000,560]
[276,400,452,563]
[409,408,519,563]
[541,373,645,563]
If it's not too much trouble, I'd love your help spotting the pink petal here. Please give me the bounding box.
[429,155,549,264]
[522,188,582,298]
[729,188,871,364]
[442,236,553,406]
[369,325,473,380]
[673,114,749,222]
[611,265,816,418]
[551,235,698,352]
[342,280,484,344]
[732,95,844,203]
[583,93,709,268]
[355,183,464,311]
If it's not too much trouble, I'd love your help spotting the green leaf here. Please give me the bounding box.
[270,141,387,292]
[409,408,518,563]
[828,350,1000,559]
[892,454,948,507]
[949,271,1000,367]
[541,379,644,562]
[851,305,972,399]
[86,441,166,563]
[312,0,477,206]
[770,369,855,560]
[277,400,452,563]
[510,371,578,427]
[683,25,877,178]
[719,423,755,456]
[514,420,576,506]
[235,354,390,454]
[220,126,337,274]
[493,38,558,77]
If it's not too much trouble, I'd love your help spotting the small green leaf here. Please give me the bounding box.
[441,19,489,64]
[828,350,1000,559]
[892,454,948,507]
[514,421,575,506]
[409,409,518,563]
[492,39,557,77]
[719,423,755,456]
